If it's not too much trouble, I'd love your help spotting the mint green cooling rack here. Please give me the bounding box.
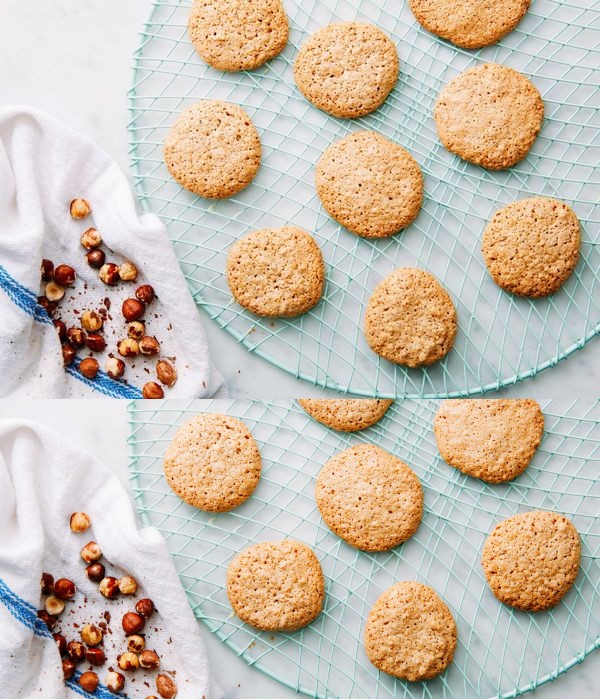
[127,0,600,398]
[127,399,600,699]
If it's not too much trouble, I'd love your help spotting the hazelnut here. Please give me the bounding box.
[105,670,125,693]
[45,595,65,616]
[79,671,99,693]
[80,541,102,563]
[80,227,102,250]
[54,578,76,600]
[79,357,100,380]
[135,285,155,304]
[122,298,145,321]
[156,674,178,699]
[40,572,54,596]
[99,262,120,285]
[62,344,77,366]
[53,319,67,343]
[122,611,145,636]
[45,281,65,303]
[127,635,145,653]
[81,310,103,332]
[41,259,54,281]
[62,658,77,680]
[81,623,103,646]
[119,261,139,282]
[67,640,86,663]
[135,598,155,619]
[139,336,160,356]
[86,334,107,353]
[37,296,57,317]
[139,650,160,670]
[54,264,76,287]
[85,647,106,666]
[118,651,140,672]
[105,356,125,379]
[53,633,67,656]
[142,382,164,399]
[86,562,106,582]
[127,321,146,340]
[70,511,91,532]
[156,360,177,388]
[67,326,86,348]
[70,198,91,220]
[118,576,138,595]
[118,338,139,358]
[87,249,106,269]
[37,610,57,630]
[99,576,120,599]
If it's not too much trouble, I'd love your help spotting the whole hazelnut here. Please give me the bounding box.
[54,578,76,600]
[45,595,65,616]
[54,264,76,287]
[127,321,146,340]
[81,310,103,332]
[118,651,140,672]
[156,674,178,699]
[53,633,67,656]
[79,671,99,693]
[67,327,86,348]
[45,281,65,303]
[99,576,120,599]
[70,511,91,533]
[85,647,106,666]
[62,658,77,680]
[86,334,107,353]
[79,357,100,380]
[139,336,160,356]
[139,650,160,670]
[106,357,125,379]
[105,670,125,693]
[41,259,54,282]
[80,227,102,250]
[67,640,86,663]
[135,598,155,619]
[80,541,102,563]
[40,572,54,596]
[53,319,67,343]
[37,610,57,630]
[99,262,120,285]
[70,198,91,220]
[127,635,145,653]
[118,338,139,358]
[122,298,145,321]
[119,261,139,282]
[122,611,145,636]
[118,576,138,595]
[86,562,106,582]
[62,344,77,366]
[81,623,103,646]
[37,296,57,317]
[142,382,164,399]
[86,249,106,269]
[156,360,177,388]
[135,285,155,304]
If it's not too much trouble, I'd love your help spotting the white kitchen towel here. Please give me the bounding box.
[0,105,224,398]
[0,418,220,698]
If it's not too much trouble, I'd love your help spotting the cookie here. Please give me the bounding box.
[482,197,580,297]
[163,413,261,512]
[364,582,457,681]
[408,0,530,49]
[482,510,581,611]
[226,226,325,317]
[434,399,544,483]
[164,100,261,198]
[316,131,423,238]
[364,268,457,367]
[298,399,393,431]
[435,63,543,169]
[188,0,288,71]
[226,540,325,631]
[294,22,399,118]
[315,444,422,551]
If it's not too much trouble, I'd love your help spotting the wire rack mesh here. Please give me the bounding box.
[128,399,600,699]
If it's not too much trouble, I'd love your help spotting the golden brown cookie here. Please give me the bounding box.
[364,582,457,681]
[315,444,423,551]
[294,22,399,118]
[226,226,325,317]
[164,100,261,198]
[298,399,393,431]
[188,0,288,71]
[163,413,261,512]
[434,399,544,483]
[226,540,325,631]
[435,63,543,169]
[316,131,423,238]
[364,268,457,367]
[482,197,580,297]
[482,510,581,611]
[408,0,531,49]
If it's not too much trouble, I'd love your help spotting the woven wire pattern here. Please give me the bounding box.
[128,399,600,699]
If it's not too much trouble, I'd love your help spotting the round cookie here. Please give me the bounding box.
[408,0,531,49]
[434,399,544,483]
[482,197,580,297]
[294,22,399,118]
[227,226,324,317]
[226,540,325,631]
[364,268,457,368]
[298,399,393,432]
[188,0,288,71]
[316,131,423,238]
[364,582,457,681]
[315,444,423,552]
[482,510,581,611]
[163,413,261,512]
[435,63,543,170]
[164,100,261,198]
